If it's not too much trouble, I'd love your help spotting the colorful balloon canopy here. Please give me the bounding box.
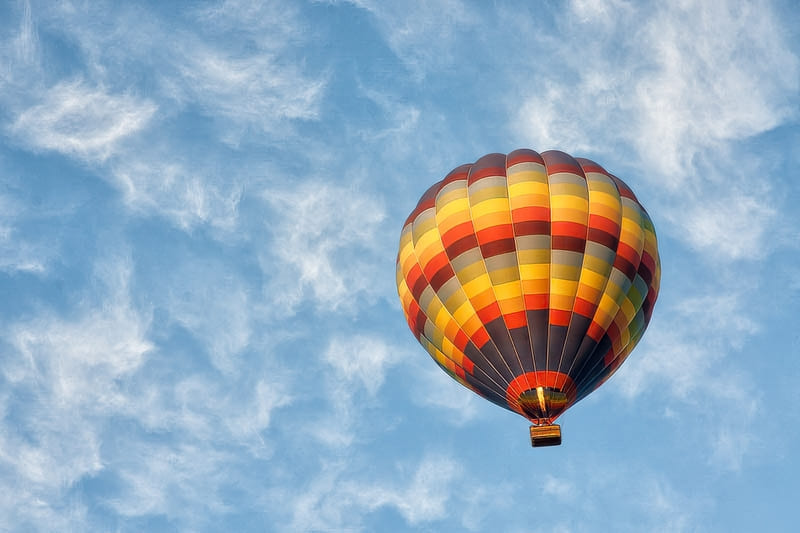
[396,149,661,429]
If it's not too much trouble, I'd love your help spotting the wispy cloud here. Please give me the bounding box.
[346,0,477,80]
[669,188,776,261]
[511,0,797,262]
[515,0,798,181]
[0,253,151,526]
[8,80,156,161]
[260,181,389,315]
[284,453,462,532]
[0,246,295,527]
[615,285,760,470]
[1,0,326,232]
[310,335,400,447]
[105,441,234,521]
[173,43,325,135]
[0,190,52,274]
[410,362,482,425]
[113,156,244,231]
[324,334,397,395]
[526,458,707,532]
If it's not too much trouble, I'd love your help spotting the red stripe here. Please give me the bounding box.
[454,329,469,351]
[588,214,620,235]
[422,251,450,280]
[616,241,640,264]
[639,251,656,285]
[573,297,596,318]
[471,328,490,348]
[441,220,474,246]
[476,302,502,324]
[408,266,429,300]
[462,356,475,374]
[477,224,515,243]
[610,175,638,202]
[613,253,638,281]
[586,321,606,342]
[606,321,621,348]
[413,307,427,337]
[550,309,571,327]
[405,182,443,226]
[552,221,586,239]
[524,294,549,310]
[512,205,550,222]
[468,153,507,184]
[504,310,527,329]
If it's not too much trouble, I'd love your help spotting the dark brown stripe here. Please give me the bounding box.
[480,237,516,258]
[552,235,585,252]
[514,220,550,235]
[429,263,455,292]
[445,233,479,258]
[587,227,618,250]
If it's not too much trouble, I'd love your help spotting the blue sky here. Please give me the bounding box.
[1,0,798,531]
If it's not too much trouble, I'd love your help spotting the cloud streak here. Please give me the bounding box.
[8,80,156,161]
[260,181,389,315]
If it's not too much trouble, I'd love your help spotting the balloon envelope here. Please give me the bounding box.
[396,149,660,425]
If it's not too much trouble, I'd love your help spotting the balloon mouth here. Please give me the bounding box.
[518,387,568,423]
[505,371,575,423]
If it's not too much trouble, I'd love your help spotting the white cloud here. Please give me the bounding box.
[675,191,776,260]
[324,335,396,395]
[174,43,325,133]
[10,0,37,66]
[541,474,574,501]
[8,80,156,161]
[632,1,797,175]
[113,157,243,231]
[261,181,388,314]
[285,454,462,532]
[615,286,761,470]
[517,0,798,181]
[4,255,151,409]
[346,0,477,80]
[106,441,233,521]
[1,1,325,233]
[0,192,50,274]
[412,362,481,425]
[528,459,706,532]
[0,248,293,527]
[0,254,152,526]
[359,455,461,524]
[513,0,797,260]
[130,373,291,450]
[311,335,400,448]
[152,254,253,372]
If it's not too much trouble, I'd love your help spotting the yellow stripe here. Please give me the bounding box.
[470,198,510,219]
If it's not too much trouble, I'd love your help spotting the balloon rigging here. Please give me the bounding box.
[396,149,661,447]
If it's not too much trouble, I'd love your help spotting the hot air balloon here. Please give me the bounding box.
[396,149,660,446]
